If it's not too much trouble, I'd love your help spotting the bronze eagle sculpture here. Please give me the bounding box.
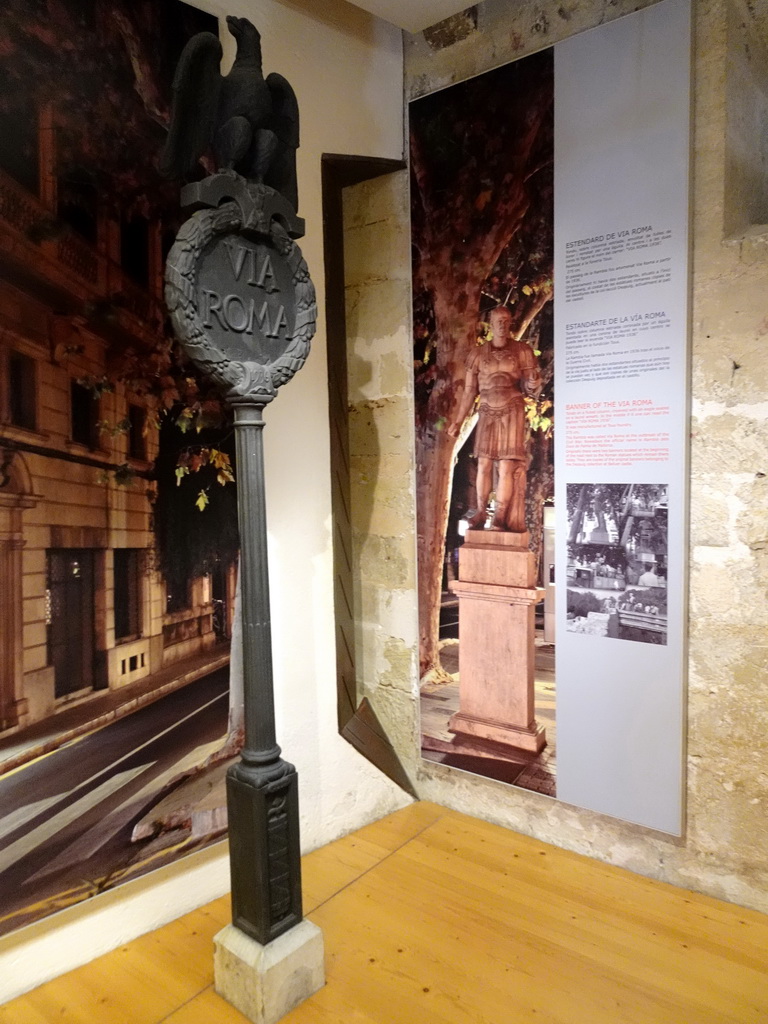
[160,16,300,212]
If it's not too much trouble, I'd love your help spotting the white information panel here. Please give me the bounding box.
[554,0,691,833]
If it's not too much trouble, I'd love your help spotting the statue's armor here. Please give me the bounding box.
[468,343,539,461]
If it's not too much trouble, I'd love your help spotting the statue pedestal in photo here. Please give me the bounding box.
[448,531,546,755]
[214,920,325,1024]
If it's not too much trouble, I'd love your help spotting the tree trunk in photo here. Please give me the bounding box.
[568,484,590,544]
[416,419,463,678]
[410,53,554,679]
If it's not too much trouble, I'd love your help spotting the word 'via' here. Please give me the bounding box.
[225,242,279,292]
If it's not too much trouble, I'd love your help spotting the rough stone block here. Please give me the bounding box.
[342,173,408,232]
[214,920,325,1024]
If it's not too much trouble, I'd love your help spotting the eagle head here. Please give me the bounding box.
[226,16,260,44]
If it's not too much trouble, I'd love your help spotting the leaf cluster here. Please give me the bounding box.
[175,446,235,493]
[153,409,239,592]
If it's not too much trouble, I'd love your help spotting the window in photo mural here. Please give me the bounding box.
[411,49,557,798]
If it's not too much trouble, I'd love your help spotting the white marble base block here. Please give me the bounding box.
[214,920,325,1024]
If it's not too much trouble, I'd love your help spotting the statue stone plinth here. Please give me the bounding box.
[448,530,546,756]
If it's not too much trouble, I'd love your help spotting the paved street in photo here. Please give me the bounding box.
[0,667,229,936]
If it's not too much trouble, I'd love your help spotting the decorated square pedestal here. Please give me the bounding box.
[448,531,546,756]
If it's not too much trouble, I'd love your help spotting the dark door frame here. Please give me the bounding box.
[47,548,96,699]
[321,153,415,797]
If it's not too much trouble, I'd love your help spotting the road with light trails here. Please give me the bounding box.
[0,667,229,936]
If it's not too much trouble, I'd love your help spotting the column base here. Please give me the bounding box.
[214,920,325,1024]
[449,710,546,754]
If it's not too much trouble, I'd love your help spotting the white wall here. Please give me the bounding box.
[0,0,409,1003]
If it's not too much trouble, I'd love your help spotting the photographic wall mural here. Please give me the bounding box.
[413,0,691,834]
[0,0,242,937]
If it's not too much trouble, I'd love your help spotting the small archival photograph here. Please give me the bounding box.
[566,483,669,645]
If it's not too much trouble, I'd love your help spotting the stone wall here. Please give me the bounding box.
[346,0,768,911]
[345,176,421,769]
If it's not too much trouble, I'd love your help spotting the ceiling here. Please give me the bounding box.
[343,0,475,33]
[346,0,768,39]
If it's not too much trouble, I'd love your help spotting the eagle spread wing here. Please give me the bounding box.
[160,32,224,179]
[264,73,300,211]
[266,73,299,148]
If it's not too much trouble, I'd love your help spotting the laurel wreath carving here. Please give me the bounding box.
[165,200,316,403]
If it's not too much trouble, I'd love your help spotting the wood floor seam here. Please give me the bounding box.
[154,982,215,1024]
[305,805,452,916]
[2,804,765,1024]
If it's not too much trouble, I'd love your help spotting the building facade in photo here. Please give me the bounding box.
[0,94,232,736]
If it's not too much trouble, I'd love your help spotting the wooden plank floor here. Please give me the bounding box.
[2,801,766,1023]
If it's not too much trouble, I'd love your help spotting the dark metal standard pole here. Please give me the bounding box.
[226,400,303,946]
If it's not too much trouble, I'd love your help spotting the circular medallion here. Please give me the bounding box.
[165,191,316,403]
